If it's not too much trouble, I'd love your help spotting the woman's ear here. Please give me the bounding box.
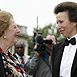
[1,33,7,39]
[3,35,7,39]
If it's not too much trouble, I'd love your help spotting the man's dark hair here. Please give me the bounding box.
[54,1,77,22]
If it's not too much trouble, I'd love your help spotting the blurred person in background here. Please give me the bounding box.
[0,10,28,77]
[52,1,77,77]
[13,40,29,68]
[24,34,56,77]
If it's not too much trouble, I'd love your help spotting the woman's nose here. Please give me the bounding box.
[57,24,61,30]
[17,27,20,33]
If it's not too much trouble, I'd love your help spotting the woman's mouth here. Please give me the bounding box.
[60,30,64,34]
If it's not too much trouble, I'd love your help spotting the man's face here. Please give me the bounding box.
[45,35,56,53]
[15,44,24,56]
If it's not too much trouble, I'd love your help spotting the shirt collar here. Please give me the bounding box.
[67,34,77,42]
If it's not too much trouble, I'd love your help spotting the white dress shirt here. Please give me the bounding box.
[60,34,77,77]
[15,53,29,64]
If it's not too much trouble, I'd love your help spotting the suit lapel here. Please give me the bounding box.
[54,42,65,77]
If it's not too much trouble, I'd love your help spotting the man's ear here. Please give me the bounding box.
[73,22,77,26]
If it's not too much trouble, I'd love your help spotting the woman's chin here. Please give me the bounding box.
[14,39,18,44]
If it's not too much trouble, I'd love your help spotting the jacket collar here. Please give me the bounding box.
[53,41,65,77]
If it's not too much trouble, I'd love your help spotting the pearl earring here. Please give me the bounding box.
[3,35,6,39]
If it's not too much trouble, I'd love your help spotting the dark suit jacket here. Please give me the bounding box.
[52,41,77,77]
[0,53,6,77]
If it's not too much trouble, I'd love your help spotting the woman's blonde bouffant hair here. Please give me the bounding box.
[0,10,13,37]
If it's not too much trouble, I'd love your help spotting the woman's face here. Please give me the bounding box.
[56,11,77,38]
[4,19,20,46]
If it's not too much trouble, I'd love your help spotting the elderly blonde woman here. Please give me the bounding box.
[0,10,28,77]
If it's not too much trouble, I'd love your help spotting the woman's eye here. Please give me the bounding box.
[59,21,63,24]
[14,26,16,29]
[56,21,58,24]
[57,21,63,24]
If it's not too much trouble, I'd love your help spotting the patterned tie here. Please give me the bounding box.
[65,37,76,46]
[20,57,24,64]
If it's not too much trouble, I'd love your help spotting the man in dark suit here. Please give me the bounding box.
[52,1,77,77]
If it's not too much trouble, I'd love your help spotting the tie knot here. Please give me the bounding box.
[65,37,76,46]
[20,57,24,64]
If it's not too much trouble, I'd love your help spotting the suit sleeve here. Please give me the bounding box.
[24,53,40,75]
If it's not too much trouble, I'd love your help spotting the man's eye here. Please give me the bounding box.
[16,47,24,49]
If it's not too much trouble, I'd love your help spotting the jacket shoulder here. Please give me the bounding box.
[54,41,65,48]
